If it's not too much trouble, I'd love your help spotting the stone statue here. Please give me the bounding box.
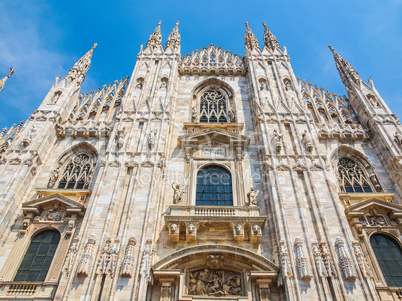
[394,131,402,146]
[172,182,182,204]
[191,107,197,122]
[272,130,282,152]
[148,130,157,149]
[247,187,260,206]
[47,167,60,188]
[228,107,235,123]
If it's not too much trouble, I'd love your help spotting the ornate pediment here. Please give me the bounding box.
[21,194,85,235]
[345,197,402,230]
[178,127,249,149]
[345,197,402,216]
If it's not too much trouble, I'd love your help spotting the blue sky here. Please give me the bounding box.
[0,0,401,129]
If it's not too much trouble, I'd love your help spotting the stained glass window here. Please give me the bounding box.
[14,230,60,282]
[196,165,233,206]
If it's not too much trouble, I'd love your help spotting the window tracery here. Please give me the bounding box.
[199,90,228,123]
[57,153,94,190]
[337,157,374,193]
[196,165,233,206]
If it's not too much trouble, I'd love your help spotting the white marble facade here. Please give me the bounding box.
[0,21,401,301]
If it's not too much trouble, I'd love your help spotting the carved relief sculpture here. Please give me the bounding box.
[188,268,242,297]
[335,237,357,281]
[294,237,312,280]
[121,236,137,277]
[206,254,224,269]
[63,237,80,276]
[77,234,96,276]
[278,240,293,286]
[321,242,337,278]
[186,223,197,242]
[312,242,328,278]
[352,241,372,278]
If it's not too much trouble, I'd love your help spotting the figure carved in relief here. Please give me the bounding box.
[234,224,243,235]
[247,187,260,206]
[172,182,182,204]
[187,223,195,234]
[188,269,241,296]
[252,224,261,235]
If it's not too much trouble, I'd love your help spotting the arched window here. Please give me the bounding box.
[370,234,402,287]
[14,230,60,282]
[199,90,228,123]
[337,157,373,193]
[58,153,93,189]
[196,165,233,206]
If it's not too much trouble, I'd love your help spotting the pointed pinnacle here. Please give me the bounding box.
[92,43,98,50]
[328,45,334,52]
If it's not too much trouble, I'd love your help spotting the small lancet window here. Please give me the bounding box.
[199,90,228,123]
[58,153,93,189]
[14,230,60,282]
[370,234,402,287]
[337,157,373,193]
[196,165,233,206]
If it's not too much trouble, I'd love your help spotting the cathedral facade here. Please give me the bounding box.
[0,21,401,301]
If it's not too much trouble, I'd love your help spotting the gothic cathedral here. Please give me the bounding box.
[0,21,401,301]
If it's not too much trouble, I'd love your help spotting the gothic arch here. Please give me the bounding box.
[330,145,383,193]
[191,78,236,123]
[152,244,278,271]
[47,142,98,190]
[151,245,278,300]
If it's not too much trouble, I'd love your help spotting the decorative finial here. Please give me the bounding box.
[92,43,97,50]
[176,21,179,26]
[158,20,162,26]
[0,67,16,93]
[328,45,334,52]
[245,22,249,28]
[8,67,15,77]
[263,21,267,27]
